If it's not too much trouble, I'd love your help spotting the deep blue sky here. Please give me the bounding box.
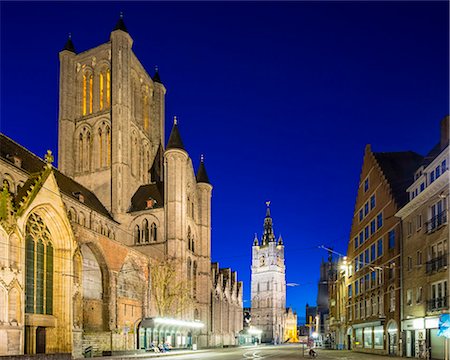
[1,2,449,322]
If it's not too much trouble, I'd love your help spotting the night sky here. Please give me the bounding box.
[1,2,449,322]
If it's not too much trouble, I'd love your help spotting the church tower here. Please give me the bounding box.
[58,15,165,215]
[251,202,286,343]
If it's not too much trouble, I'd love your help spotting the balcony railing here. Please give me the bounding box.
[427,296,449,312]
[426,211,448,233]
[426,254,448,274]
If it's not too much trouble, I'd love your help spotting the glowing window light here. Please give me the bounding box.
[248,327,263,335]
[153,317,204,328]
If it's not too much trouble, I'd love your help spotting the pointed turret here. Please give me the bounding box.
[277,235,283,246]
[153,65,162,84]
[166,116,185,150]
[261,201,275,245]
[253,233,259,246]
[196,155,210,184]
[113,12,128,33]
[62,33,76,53]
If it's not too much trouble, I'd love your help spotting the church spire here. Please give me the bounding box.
[196,154,211,184]
[113,12,128,33]
[166,116,185,150]
[262,201,275,245]
[153,65,162,84]
[62,33,76,53]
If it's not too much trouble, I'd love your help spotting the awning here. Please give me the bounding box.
[139,317,204,330]
[352,321,383,329]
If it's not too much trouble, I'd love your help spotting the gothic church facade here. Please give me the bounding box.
[0,17,242,356]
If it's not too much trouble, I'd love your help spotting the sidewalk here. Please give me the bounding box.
[77,349,209,360]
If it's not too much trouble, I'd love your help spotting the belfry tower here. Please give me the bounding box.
[251,202,286,343]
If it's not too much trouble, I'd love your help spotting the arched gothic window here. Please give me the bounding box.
[150,222,157,242]
[78,127,91,172]
[82,72,93,115]
[0,286,6,323]
[106,69,110,107]
[106,126,111,166]
[193,261,197,299]
[134,225,141,244]
[142,86,150,131]
[9,234,20,270]
[143,219,149,243]
[99,68,110,111]
[25,213,53,315]
[8,287,20,323]
[131,133,139,177]
[79,212,86,227]
[98,128,103,168]
[187,227,192,251]
[73,250,82,285]
[187,258,192,280]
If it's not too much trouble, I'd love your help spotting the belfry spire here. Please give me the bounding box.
[262,201,275,245]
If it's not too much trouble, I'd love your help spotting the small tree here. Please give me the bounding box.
[150,257,193,317]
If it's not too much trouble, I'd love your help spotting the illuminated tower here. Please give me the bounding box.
[251,202,286,343]
[58,15,165,215]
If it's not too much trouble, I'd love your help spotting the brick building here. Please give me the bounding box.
[345,144,422,355]
[396,117,449,359]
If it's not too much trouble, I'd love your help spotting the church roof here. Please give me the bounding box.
[129,182,164,212]
[62,35,76,53]
[113,13,128,33]
[166,119,185,150]
[373,150,423,207]
[0,133,114,221]
[196,156,210,184]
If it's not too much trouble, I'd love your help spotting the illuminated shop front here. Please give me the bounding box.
[402,316,447,360]
[238,327,263,345]
[137,318,204,350]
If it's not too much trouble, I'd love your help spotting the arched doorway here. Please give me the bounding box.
[387,321,398,355]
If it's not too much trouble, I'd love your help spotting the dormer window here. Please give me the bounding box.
[73,192,85,203]
[13,155,22,168]
[146,198,156,209]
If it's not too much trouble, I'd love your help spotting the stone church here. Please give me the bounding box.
[0,16,242,356]
[251,203,297,343]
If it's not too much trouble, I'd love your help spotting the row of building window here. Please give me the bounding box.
[358,194,376,223]
[410,159,447,200]
[81,68,111,116]
[187,258,197,299]
[134,220,157,244]
[355,212,383,249]
[347,291,391,321]
[77,124,111,173]
[67,207,115,239]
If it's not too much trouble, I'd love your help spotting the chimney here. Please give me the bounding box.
[440,115,449,150]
